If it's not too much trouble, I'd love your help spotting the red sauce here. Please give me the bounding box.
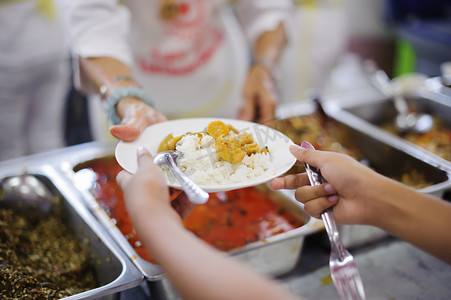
[75,157,304,263]
[183,188,304,251]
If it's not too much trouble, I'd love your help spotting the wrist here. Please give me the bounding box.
[105,86,155,125]
[251,58,280,81]
[364,175,406,228]
[99,75,139,100]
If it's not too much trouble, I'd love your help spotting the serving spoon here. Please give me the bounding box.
[0,174,58,217]
[364,61,433,134]
[153,151,209,205]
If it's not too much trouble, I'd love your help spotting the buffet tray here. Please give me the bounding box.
[276,96,451,198]
[54,143,324,281]
[329,86,451,173]
[275,96,451,247]
[0,160,143,299]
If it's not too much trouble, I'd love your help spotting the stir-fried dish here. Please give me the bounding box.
[382,116,451,161]
[0,208,97,299]
[272,113,432,188]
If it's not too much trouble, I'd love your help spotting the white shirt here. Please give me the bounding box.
[0,0,68,69]
[0,0,70,160]
[63,0,293,119]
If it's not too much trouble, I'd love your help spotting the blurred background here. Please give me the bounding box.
[62,0,451,146]
[2,0,450,154]
[280,0,451,103]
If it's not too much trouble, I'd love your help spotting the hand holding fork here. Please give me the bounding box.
[301,141,366,300]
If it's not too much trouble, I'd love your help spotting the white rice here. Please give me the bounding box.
[164,134,271,185]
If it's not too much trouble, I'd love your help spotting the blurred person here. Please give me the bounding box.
[117,147,302,300]
[62,0,293,143]
[117,144,451,300]
[270,144,451,264]
[0,0,71,161]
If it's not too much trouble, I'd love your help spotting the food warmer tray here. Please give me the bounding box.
[0,159,143,299]
[328,86,451,173]
[275,97,451,247]
[52,142,324,282]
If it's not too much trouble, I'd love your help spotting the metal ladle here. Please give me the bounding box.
[365,62,433,134]
[153,151,209,205]
[0,174,57,216]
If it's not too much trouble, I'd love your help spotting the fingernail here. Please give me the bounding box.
[300,141,315,150]
[137,146,148,157]
[289,144,302,152]
[328,195,338,202]
[324,183,335,194]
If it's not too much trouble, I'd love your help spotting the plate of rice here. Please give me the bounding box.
[115,118,296,192]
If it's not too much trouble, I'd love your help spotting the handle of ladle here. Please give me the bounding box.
[165,155,209,204]
[364,60,410,117]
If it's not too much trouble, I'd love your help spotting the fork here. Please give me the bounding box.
[301,141,366,300]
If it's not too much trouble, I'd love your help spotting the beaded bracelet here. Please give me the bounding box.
[105,86,155,125]
[99,76,138,100]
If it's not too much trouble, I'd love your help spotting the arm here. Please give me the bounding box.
[117,148,301,300]
[79,57,166,141]
[239,23,287,124]
[62,0,166,141]
[270,144,451,264]
[234,0,292,124]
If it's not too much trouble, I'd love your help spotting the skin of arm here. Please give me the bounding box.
[116,147,301,300]
[270,144,451,264]
[238,22,287,124]
[79,57,166,142]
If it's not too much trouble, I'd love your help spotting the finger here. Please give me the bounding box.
[112,99,167,141]
[116,170,132,189]
[270,173,309,190]
[110,124,140,142]
[256,92,276,124]
[303,197,337,219]
[294,184,336,204]
[288,143,327,168]
[136,146,156,171]
[237,97,255,122]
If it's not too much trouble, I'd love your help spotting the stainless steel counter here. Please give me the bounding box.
[279,233,451,300]
[1,140,450,300]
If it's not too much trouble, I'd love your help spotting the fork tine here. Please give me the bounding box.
[352,273,366,299]
[333,276,346,300]
[348,276,360,299]
[342,276,353,300]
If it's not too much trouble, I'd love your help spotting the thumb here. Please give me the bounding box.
[110,124,140,142]
[289,143,322,169]
[136,146,155,171]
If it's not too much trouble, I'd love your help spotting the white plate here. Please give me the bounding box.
[115,118,296,192]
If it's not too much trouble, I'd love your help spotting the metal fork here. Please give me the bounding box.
[322,209,366,300]
[301,141,366,300]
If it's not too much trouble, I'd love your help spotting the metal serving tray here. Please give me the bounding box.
[0,161,143,299]
[276,97,451,247]
[277,97,451,198]
[53,142,323,281]
[329,87,451,173]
